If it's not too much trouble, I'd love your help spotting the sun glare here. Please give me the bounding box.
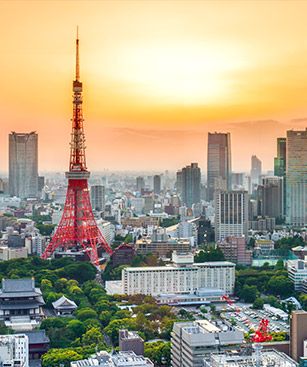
[101,42,247,105]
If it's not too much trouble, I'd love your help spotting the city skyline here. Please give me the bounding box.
[0,1,307,172]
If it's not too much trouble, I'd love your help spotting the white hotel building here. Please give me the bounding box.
[121,253,235,296]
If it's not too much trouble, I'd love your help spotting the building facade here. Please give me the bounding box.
[217,237,252,265]
[214,190,248,241]
[177,163,201,208]
[0,334,29,367]
[286,129,307,226]
[9,132,38,199]
[153,175,161,194]
[119,329,144,356]
[207,132,232,201]
[290,311,307,362]
[287,259,307,291]
[250,155,262,193]
[0,278,45,331]
[122,260,235,296]
[171,320,244,367]
[257,176,284,219]
[90,185,105,211]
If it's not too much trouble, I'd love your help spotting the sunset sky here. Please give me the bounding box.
[1,0,307,174]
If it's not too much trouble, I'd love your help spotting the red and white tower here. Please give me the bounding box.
[41,33,112,265]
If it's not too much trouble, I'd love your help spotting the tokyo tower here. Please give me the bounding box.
[41,32,113,265]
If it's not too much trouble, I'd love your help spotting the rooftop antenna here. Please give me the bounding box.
[76,26,80,81]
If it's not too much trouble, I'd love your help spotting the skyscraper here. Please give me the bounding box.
[177,163,201,208]
[214,190,249,241]
[153,175,161,194]
[274,137,287,216]
[257,176,284,220]
[207,132,231,201]
[286,129,307,226]
[274,137,287,177]
[91,185,105,211]
[9,131,38,198]
[250,155,262,192]
[136,176,145,192]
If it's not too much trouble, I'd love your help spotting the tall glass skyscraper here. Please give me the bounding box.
[177,163,201,208]
[286,129,307,226]
[207,132,232,201]
[9,131,38,198]
[274,137,287,216]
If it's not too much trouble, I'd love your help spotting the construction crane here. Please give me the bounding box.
[251,318,272,343]
[222,295,240,314]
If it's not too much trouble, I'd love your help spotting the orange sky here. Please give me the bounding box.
[0,0,307,174]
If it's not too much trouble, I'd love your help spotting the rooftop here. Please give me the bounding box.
[23,330,50,344]
[203,349,298,367]
[0,278,42,298]
[70,351,153,367]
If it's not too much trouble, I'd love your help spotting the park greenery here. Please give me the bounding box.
[0,257,174,366]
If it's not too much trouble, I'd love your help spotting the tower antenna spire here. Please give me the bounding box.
[76,26,80,81]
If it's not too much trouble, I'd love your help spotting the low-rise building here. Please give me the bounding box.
[288,260,307,291]
[70,351,154,367]
[122,258,235,296]
[119,330,144,356]
[254,239,274,255]
[23,330,50,361]
[171,320,244,367]
[217,237,252,265]
[135,237,191,257]
[52,295,77,316]
[203,349,297,367]
[0,334,29,367]
[111,243,136,267]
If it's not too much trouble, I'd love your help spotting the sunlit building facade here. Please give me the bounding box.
[207,132,232,201]
[9,132,38,199]
[286,129,307,226]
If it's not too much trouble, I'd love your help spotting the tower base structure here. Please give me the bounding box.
[42,176,112,266]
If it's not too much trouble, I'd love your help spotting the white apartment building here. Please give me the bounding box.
[122,257,235,296]
[171,320,244,367]
[287,259,307,291]
[0,334,29,367]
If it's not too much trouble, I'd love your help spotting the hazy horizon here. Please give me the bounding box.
[1,1,307,173]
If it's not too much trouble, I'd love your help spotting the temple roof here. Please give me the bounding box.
[24,330,50,345]
[0,278,42,298]
[52,295,77,310]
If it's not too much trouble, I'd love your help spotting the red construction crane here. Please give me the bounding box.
[251,318,272,343]
[222,295,240,314]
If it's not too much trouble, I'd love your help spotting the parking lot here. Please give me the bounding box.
[219,304,289,333]
[176,303,290,334]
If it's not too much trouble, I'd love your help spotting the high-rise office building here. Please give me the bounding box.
[136,176,145,192]
[90,185,105,211]
[207,132,232,201]
[215,190,249,241]
[274,137,287,177]
[153,174,161,194]
[9,132,38,198]
[290,310,307,362]
[250,155,262,192]
[177,163,201,208]
[274,137,287,216]
[286,129,307,226]
[257,176,284,219]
